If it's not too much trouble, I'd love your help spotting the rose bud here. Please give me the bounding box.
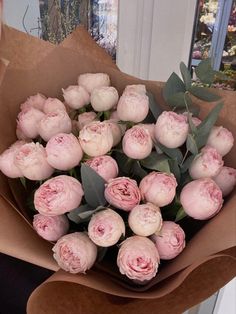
[53,232,97,274]
[34,175,84,216]
[79,121,113,157]
[117,92,149,123]
[139,172,177,207]
[213,166,236,197]
[0,140,27,178]
[14,142,54,180]
[128,203,162,236]
[180,178,223,220]
[78,73,110,94]
[105,120,124,146]
[151,221,185,260]
[206,126,234,156]
[91,86,119,112]
[123,84,146,95]
[62,85,90,109]
[117,236,160,282]
[139,123,155,142]
[16,124,30,141]
[77,111,98,130]
[122,125,152,159]
[88,209,125,247]
[189,146,224,179]
[105,177,141,211]
[17,107,45,139]
[38,110,72,142]
[43,98,66,114]
[20,93,46,111]
[110,110,120,121]
[33,214,69,242]
[155,111,188,148]
[46,133,83,171]
[85,155,118,182]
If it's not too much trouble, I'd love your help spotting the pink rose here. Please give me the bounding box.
[79,121,113,157]
[117,236,160,282]
[34,175,84,216]
[62,85,90,109]
[139,172,177,207]
[20,93,46,111]
[206,126,234,156]
[0,140,26,178]
[77,111,98,130]
[117,92,149,123]
[123,84,146,95]
[52,232,97,273]
[122,125,152,159]
[17,107,45,139]
[151,221,185,260]
[91,86,119,111]
[85,155,118,182]
[105,177,141,211]
[182,112,202,126]
[38,110,72,141]
[110,110,120,121]
[43,98,66,114]
[46,133,83,170]
[105,120,123,147]
[78,73,110,94]
[155,111,188,148]
[213,166,236,197]
[14,142,54,180]
[139,123,155,142]
[16,124,30,141]
[189,146,224,179]
[180,178,223,220]
[88,208,125,247]
[128,203,162,236]
[33,214,69,242]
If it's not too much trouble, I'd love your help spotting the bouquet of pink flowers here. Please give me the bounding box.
[0,61,235,285]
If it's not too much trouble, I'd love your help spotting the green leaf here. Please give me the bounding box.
[175,206,187,222]
[141,152,170,173]
[167,92,186,108]
[20,177,26,189]
[163,72,186,102]
[189,86,221,102]
[187,114,198,134]
[146,91,163,120]
[180,62,192,90]
[132,161,148,179]
[67,204,92,223]
[113,151,134,176]
[180,155,196,173]
[168,159,181,182]
[196,102,223,148]
[186,134,198,155]
[81,164,107,208]
[155,143,183,164]
[195,58,215,84]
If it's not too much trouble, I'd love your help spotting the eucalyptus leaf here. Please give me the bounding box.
[168,159,181,182]
[175,207,187,222]
[81,164,107,208]
[141,152,170,172]
[20,177,26,189]
[186,134,198,155]
[180,62,192,90]
[132,161,148,179]
[155,143,183,164]
[189,86,221,102]
[113,150,134,175]
[167,92,186,108]
[146,91,163,120]
[187,113,198,134]
[163,72,186,101]
[180,155,196,173]
[67,204,92,223]
[195,58,215,84]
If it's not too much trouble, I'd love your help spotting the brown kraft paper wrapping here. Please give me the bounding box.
[0,27,235,312]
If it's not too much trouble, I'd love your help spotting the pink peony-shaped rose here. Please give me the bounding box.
[78,73,110,94]
[139,172,177,207]
[20,93,46,111]
[38,110,72,141]
[206,126,234,156]
[33,214,69,242]
[155,111,188,148]
[123,84,146,95]
[180,178,223,220]
[85,155,118,182]
[17,107,45,139]
[46,133,83,170]
[117,236,160,282]
[91,86,119,111]
[62,85,90,109]
[105,120,124,147]
[79,121,113,157]
[16,124,30,141]
[52,232,97,273]
[109,110,120,121]
[77,111,98,130]
[128,203,162,236]
[105,177,141,211]
[122,125,153,159]
[213,166,236,197]
[88,208,125,247]
[0,140,27,178]
[117,92,149,123]
[34,175,84,216]
[139,123,155,142]
[14,142,54,180]
[151,221,185,260]
[43,98,66,114]
[189,145,224,179]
